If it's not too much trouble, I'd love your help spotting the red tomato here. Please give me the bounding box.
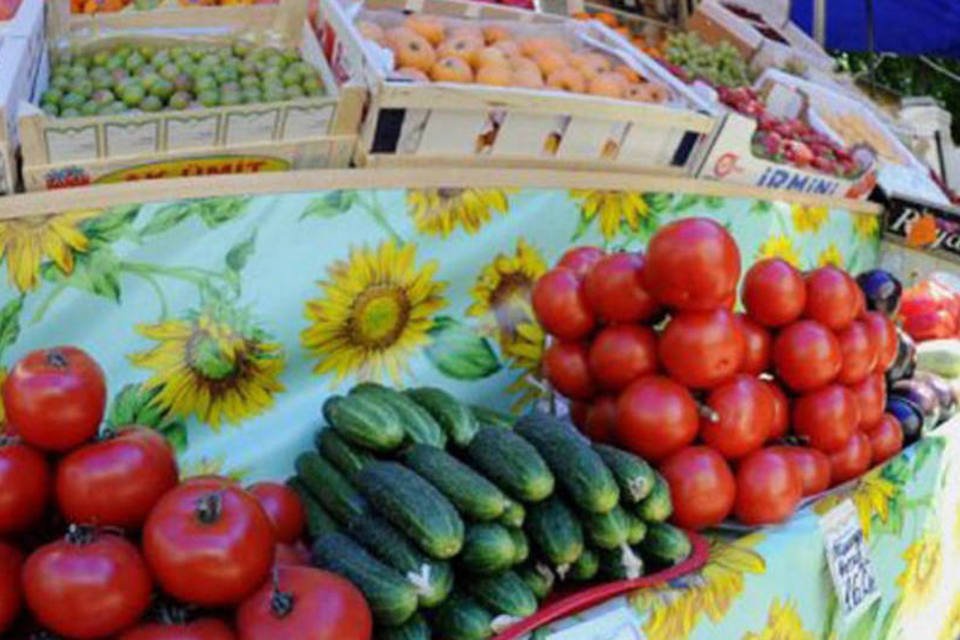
[903,310,957,342]
[143,481,275,607]
[275,541,311,567]
[532,269,595,340]
[557,246,604,278]
[772,320,842,392]
[119,618,236,640]
[23,530,152,639]
[583,396,617,444]
[248,482,306,544]
[767,445,831,496]
[616,376,698,461]
[862,311,898,372]
[793,384,859,453]
[658,309,745,389]
[236,566,373,640]
[543,341,595,400]
[835,320,878,385]
[733,449,802,525]
[853,285,867,319]
[828,431,872,485]
[643,218,741,311]
[570,401,589,430]
[700,375,773,460]
[0,541,22,635]
[583,253,660,323]
[742,258,806,327]
[849,372,886,429]
[868,414,904,465]
[804,266,859,330]
[0,440,51,535]
[736,314,772,375]
[764,381,790,441]
[587,325,658,391]
[3,346,107,452]
[56,427,178,530]
[659,446,736,530]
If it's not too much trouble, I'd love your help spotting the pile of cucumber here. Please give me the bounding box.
[289,383,690,640]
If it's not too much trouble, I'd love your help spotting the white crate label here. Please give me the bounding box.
[547,608,645,640]
[224,109,280,146]
[166,114,221,151]
[45,124,100,162]
[104,120,160,158]
[819,499,880,622]
[283,104,336,140]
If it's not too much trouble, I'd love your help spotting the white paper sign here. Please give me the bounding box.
[819,499,880,621]
[546,608,645,640]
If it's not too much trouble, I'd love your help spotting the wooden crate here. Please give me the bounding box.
[317,0,718,175]
[19,0,365,191]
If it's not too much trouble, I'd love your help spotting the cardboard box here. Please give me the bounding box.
[317,0,718,174]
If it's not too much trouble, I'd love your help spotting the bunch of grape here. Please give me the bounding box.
[663,32,752,89]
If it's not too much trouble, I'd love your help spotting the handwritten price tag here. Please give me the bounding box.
[819,499,880,621]
[546,608,645,640]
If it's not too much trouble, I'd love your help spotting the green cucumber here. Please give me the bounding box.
[515,412,619,514]
[592,444,655,503]
[499,498,526,528]
[640,522,692,566]
[467,570,538,618]
[464,428,554,503]
[569,547,599,581]
[582,504,631,550]
[405,387,479,447]
[433,594,494,640]
[634,473,673,523]
[508,527,529,564]
[286,477,339,538]
[460,522,516,575]
[398,444,507,521]
[295,452,368,523]
[526,495,584,572]
[311,532,418,627]
[323,394,405,453]
[375,614,431,640]
[345,512,453,608]
[627,513,648,546]
[316,429,376,481]
[471,404,515,429]
[597,545,645,581]
[351,383,447,447]
[356,461,464,559]
[517,563,555,601]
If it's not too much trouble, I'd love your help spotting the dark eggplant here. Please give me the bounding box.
[891,379,940,430]
[913,371,957,423]
[886,396,924,445]
[885,328,917,384]
[856,269,902,317]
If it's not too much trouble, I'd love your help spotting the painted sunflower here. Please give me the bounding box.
[179,454,251,482]
[896,530,943,617]
[757,234,801,267]
[818,242,845,268]
[301,240,447,384]
[407,188,510,237]
[853,212,880,239]
[813,470,898,540]
[791,204,829,234]
[743,599,815,640]
[130,307,286,429]
[503,320,547,411]
[0,210,98,292]
[938,590,960,640]
[633,534,767,640]
[570,190,650,241]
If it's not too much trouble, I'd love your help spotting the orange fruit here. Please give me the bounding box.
[614,64,642,83]
[571,11,591,20]
[386,28,437,72]
[483,24,513,44]
[520,37,571,57]
[614,26,631,39]
[431,56,474,83]
[437,35,483,64]
[404,15,446,46]
[625,82,669,103]
[594,12,620,28]
[492,40,521,64]
[396,67,430,82]
[569,52,611,79]
[472,46,509,70]
[356,20,386,45]
[546,67,586,93]
[513,65,544,88]
[475,64,513,87]
[588,72,627,98]
[450,26,485,44]
[532,49,568,76]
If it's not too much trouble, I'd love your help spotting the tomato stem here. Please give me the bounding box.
[697,403,720,423]
[195,492,223,524]
[64,524,97,545]
[270,569,295,618]
[45,349,69,369]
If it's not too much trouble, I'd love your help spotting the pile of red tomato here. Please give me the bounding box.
[532,217,904,530]
[0,347,372,639]
[901,275,960,342]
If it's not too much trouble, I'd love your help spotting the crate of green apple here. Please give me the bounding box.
[532,217,949,531]
[0,346,375,639]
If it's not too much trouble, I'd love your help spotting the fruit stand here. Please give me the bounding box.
[3,0,960,637]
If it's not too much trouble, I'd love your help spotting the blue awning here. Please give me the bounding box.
[790,0,960,56]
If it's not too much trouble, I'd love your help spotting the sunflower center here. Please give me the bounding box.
[188,334,237,381]
[436,188,465,200]
[489,273,534,340]
[350,286,411,349]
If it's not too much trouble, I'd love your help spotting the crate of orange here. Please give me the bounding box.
[316,0,718,174]
[568,1,673,59]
